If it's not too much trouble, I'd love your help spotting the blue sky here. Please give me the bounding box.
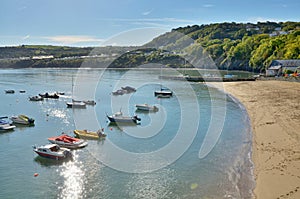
[1,0,299,46]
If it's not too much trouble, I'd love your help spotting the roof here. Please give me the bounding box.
[269,65,282,70]
[269,59,300,68]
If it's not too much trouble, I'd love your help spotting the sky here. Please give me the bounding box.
[0,0,299,47]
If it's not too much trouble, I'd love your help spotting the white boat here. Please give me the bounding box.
[0,118,16,131]
[33,144,72,160]
[29,95,44,101]
[135,104,159,111]
[0,119,16,131]
[48,134,88,149]
[66,101,86,108]
[154,88,173,97]
[107,111,141,124]
[10,115,35,125]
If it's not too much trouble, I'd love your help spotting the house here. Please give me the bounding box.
[266,59,300,76]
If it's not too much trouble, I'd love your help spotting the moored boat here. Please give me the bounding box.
[33,144,72,160]
[121,86,136,93]
[10,115,35,125]
[83,100,96,105]
[135,103,159,111]
[48,134,88,149]
[74,129,106,139]
[154,88,173,97]
[39,92,59,99]
[107,111,141,124]
[0,117,16,131]
[5,90,15,94]
[66,101,87,108]
[29,95,44,101]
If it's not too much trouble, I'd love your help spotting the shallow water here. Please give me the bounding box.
[0,68,254,198]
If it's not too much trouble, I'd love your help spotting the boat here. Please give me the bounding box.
[74,129,106,139]
[5,90,15,94]
[19,90,26,93]
[154,88,173,97]
[66,76,87,108]
[112,89,126,95]
[33,144,72,160]
[121,86,136,93]
[48,134,88,149]
[29,95,44,101]
[83,100,96,105]
[10,114,35,125]
[135,103,159,111]
[66,101,86,108]
[39,92,59,99]
[0,117,16,131]
[106,111,141,124]
[154,66,173,97]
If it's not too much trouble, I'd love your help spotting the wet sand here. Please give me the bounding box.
[210,81,300,199]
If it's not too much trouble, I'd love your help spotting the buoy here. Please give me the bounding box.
[110,127,113,131]
[34,173,39,177]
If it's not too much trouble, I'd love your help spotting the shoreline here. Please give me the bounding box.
[210,80,300,199]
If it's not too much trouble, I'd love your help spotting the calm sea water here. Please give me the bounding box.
[0,68,254,199]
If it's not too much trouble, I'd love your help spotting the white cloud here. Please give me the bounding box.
[142,10,152,16]
[44,35,104,45]
[247,17,281,23]
[202,4,214,8]
[22,35,30,40]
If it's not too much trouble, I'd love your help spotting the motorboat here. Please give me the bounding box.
[48,134,88,149]
[39,92,59,99]
[121,86,136,93]
[0,117,16,131]
[19,90,26,93]
[107,111,141,124]
[83,100,96,105]
[33,144,72,160]
[135,103,159,111]
[10,115,35,125]
[5,90,15,94]
[112,89,126,95]
[154,88,173,97]
[66,100,86,108]
[74,129,106,139]
[29,95,44,101]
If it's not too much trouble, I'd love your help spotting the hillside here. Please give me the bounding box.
[145,21,300,72]
[1,21,299,70]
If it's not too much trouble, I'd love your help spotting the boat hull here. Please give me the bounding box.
[66,102,86,108]
[74,130,106,139]
[135,104,159,111]
[154,90,173,96]
[48,135,88,149]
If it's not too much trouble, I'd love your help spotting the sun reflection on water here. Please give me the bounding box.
[57,152,86,199]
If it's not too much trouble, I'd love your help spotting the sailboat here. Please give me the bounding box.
[154,66,173,97]
[66,76,86,108]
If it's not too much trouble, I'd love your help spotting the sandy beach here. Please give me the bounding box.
[211,80,300,199]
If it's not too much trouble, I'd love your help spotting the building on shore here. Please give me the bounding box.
[266,59,300,76]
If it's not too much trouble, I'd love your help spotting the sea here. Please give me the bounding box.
[0,68,254,199]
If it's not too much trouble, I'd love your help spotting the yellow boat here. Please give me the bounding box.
[74,129,106,140]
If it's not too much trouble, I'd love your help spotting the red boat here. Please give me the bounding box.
[48,134,88,149]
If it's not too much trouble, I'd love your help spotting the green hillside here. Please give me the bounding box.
[145,21,300,72]
[1,21,299,70]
